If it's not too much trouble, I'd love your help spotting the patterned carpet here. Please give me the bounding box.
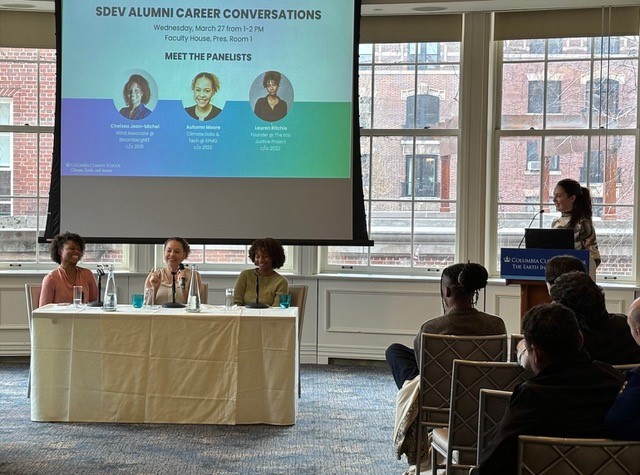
[0,361,408,474]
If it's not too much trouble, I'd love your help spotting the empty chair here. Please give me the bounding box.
[414,333,508,475]
[477,389,513,459]
[24,283,42,398]
[288,284,308,398]
[518,435,640,475]
[430,359,529,475]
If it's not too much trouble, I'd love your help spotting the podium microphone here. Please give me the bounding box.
[518,209,545,249]
[246,269,268,309]
[178,263,186,289]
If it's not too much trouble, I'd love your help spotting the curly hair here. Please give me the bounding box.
[556,178,593,228]
[122,74,151,107]
[544,255,586,285]
[249,238,286,269]
[262,71,282,88]
[49,232,86,264]
[441,262,489,304]
[523,303,582,360]
[164,237,190,259]
[549,271,607,329]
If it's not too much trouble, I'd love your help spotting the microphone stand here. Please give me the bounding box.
[245,269,268,309]
[88,266,105,307]
[163,269,186,308]
[518,209,545,249]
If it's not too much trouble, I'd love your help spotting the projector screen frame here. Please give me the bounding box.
[44,0,371,247]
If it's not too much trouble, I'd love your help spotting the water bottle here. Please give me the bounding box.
[186,264,201,313]
[103,264,117,311]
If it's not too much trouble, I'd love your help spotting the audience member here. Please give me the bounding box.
[385,262,506,390]
[233,238,288,306]
[474,303,623,475]
[550,271,640,364]
[544,254,587,291]
[40,232,98,306]
[517,255,587,368]
[388,262,506,473]
[144,237,204,305]
[604,299,640,440]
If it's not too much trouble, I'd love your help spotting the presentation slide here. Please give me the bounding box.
[60,0,354,179]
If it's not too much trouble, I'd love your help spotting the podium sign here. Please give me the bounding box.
[500,248,589,281]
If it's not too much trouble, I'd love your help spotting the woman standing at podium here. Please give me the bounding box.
[552,178,601,268]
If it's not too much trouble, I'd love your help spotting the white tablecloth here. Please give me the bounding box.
[30,304,298,425]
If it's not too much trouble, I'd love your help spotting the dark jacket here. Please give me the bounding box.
[582,313,640,364]
[474,351,623,475]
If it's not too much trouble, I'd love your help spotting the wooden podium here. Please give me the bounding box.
[501,248,590,329]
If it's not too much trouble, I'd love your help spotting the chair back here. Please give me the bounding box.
[613,363,640,374]
[441,360,529,473]
[25,283,42,333]
[288,284,308,398]
[509,333,524,363]
[418,333,508,430]
[288,285,308,342]
[200,281,208,304]
[518,435,640,475]
[477,389,512,459]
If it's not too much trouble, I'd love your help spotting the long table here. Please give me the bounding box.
[30,304,298,425]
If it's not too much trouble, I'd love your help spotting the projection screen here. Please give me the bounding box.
[46,0,369,245]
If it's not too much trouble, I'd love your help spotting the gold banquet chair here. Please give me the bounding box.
[477,389,513,459]
[415,333,508,475]
[288,284,308,398]
[430,360,529,475]
[24,283,42,398]
[518,435,640,475]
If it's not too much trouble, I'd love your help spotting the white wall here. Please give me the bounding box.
[3,271,636,360]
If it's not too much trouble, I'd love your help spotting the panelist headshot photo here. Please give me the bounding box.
[119,73,153,120]
[185,72,222,121]
[252,71,293,122]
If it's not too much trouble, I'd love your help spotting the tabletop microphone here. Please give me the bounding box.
[246,268,268,308]
[178,263,186,289]
[518,209,545,249]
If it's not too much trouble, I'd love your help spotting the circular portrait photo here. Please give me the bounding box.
[184,72,224,121]
[115,70,158,120]
[250,71,293,122]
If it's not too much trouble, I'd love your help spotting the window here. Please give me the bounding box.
[0,48,126,267]
[408,42,441,65]
[528,80,561,114]
[496,36,638,279]
[324,42,460,273]
[526,141,560,172]
[403,154,439,197]
[530,39,563,54]
[586,78,620,115]
[589,36,621,55]
[406,94,440,128]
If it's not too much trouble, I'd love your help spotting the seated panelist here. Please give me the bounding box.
[233,238,288,307]
[40,232,98,306]
[145,237,203,305]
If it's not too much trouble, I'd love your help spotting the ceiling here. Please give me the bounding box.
[0,0,638,14]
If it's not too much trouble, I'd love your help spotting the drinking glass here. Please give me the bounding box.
[132,292,144,309]
[279,293,291,309]
[73,286,83,308]
[225,288,234,309]
[143,287,155,309]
